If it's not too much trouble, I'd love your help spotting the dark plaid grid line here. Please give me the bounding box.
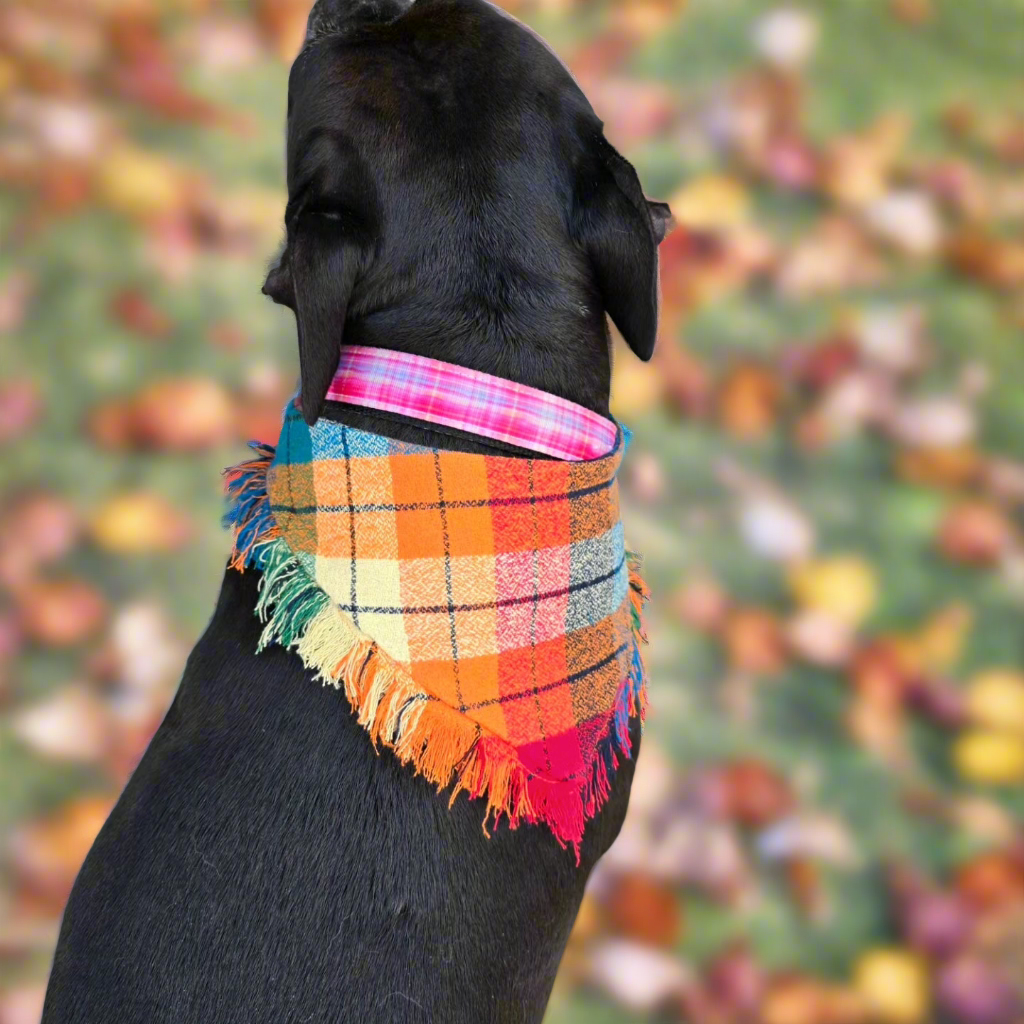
[434,450,466,712]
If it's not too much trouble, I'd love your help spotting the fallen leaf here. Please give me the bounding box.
[19,579,107,647]
[720,758,794,827]
[787,609,856,667]
[669,174,751,233]
[672,573,730,632]
[822,114,910,208]
[788,556,878,627]
[955,853,1024,910]
[776,217,884,298]
[890,0,933,25]
[896,446,981,488]
[854,305,929,375]
[8,795,116,908]
[132,376,234,450]
[948,232,1024,289]
[737,493,816,562]
[611,358,664,420]
[953,731,1024,785]
[89,491,191,554]
[759,812,862,867]
[853,948,931,1024]
[12,683,112,762]
[110,288,172,338]
[718,363,783,439]
[0,271,34,333]
[888,396,976,448]
[604,872,683,948]
[585,940,693,1014]
[722,607,788,675]
[0,378,42,444]
[95,144,185,219]
[935,957,1019,1024]
[937,501,1014,566]
[705,942,765,1017]
[753,8,820,70]
[762,976,869,1024]
[864,190,944,256]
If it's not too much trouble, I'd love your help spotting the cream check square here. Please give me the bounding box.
[357,611,410,665]
[353,558,403,611]
[312,555,357,609]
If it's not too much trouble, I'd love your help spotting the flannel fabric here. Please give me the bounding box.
[224,399,648,852]
[325,345,619,462]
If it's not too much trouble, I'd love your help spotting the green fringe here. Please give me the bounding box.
[253,537,330,653]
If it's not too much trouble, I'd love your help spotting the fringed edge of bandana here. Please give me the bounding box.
[224,442,649,859]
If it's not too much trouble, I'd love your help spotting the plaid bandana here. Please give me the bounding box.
[224,401,648,853]
[326,345,619,462]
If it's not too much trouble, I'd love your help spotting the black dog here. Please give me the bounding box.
[42,1,670,1021]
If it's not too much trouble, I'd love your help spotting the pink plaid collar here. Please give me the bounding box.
[324,345,618,462]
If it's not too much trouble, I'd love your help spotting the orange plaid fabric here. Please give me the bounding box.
[225,400,648,851]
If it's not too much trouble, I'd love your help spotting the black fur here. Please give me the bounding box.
[43,1,668,1021]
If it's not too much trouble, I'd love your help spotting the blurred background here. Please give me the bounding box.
[2,0,1024,1021]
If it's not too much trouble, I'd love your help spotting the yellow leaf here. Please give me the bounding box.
[611,358,663,420]
[96,146,183,220]
[954,730,1024,785]
[788,556,878,626]
[668,175,750,232]
[90,493,189,554]
[853,949,930,1024]
[965,669,1024,735]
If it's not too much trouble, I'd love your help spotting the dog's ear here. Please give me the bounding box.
[264,132,378,426]
[575,138,672,362]
[291,214,365,426]
[647,200,675,244]
[263,212,372,426]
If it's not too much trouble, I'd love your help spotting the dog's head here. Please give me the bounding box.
[264,0,673,425]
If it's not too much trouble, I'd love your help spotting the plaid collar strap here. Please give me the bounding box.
[225,401,648,854]
[325,345,619,461]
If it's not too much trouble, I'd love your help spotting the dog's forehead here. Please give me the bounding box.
[287,0,593,124]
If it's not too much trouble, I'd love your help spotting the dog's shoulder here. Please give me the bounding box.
[44,565,636,1024]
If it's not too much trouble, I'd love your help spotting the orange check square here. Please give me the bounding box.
[570,489,617,540]
[399,557,446,608]
[312,458,348,497]
[447,505,494,557]
[453,607,497,659]
[405,608,454,664]
[438,453,491,502]
[469,703,507,736]
[537,685,575,735]
[460,653,500,706]
[316,510,354,559]
[390,455,440,506]
[395,508,445,558]
[485,459,531,500]
[535,499,570,548]
[353,508,399,560]
[411,657,459,706]
[490,504,534,552]
[348,457,394,506]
